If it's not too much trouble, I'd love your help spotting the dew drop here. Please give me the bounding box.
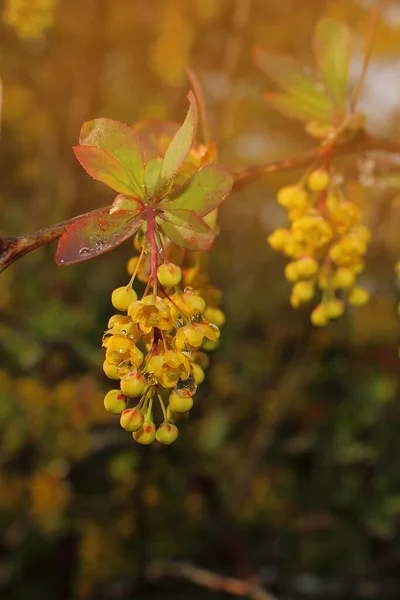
[96,239,105,249]
[79,247,90,255]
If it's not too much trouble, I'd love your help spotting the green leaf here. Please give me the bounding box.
[161,164,233,217]
[314,18,351,109]
[264,92,333,123]
[55,211,144,265]
[79,118,145,198]
[160,91,198,183]
[254,47,335,123]
[74,146,139,196]
[157,208,215,251]
[144,157,163,196]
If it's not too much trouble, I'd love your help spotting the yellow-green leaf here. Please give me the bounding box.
[313,17,351,109]
[161,91,198,183]
[254,47,335,123]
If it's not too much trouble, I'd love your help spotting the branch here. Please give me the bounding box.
[0,206,110,273]
[2,130,400,273]
[146,561,278,600]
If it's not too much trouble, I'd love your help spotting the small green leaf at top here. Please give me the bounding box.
[160,91,198,184]
[314,17,351,110]
[157,208,215,251]
[77,118,145,198]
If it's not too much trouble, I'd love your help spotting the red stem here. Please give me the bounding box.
[146,205,159,296]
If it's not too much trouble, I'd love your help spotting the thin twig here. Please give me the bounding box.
[146,561,278,600]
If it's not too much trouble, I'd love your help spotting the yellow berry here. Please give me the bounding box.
[324,299,344,319]
[295,257,318,278]
[277,185,307,208]
[111,286,138,311]
[284,261,299,282]
[332,268,355,289]
[120,407,144,432]
[169,389,193,413]
[307,169,329,191]
[157,262,182,286]
[104,390,127,415]
[133,422,156,445]
[103,360,120,380]
[291,281,315,304]
[203,307,225,327]
[156,422,179,445]
[311,305,328,327]
[120,371,145,398]
[267,228,290,251]
[348,287,369,306]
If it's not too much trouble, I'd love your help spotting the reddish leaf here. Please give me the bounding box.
[78,118,145,198]
[161,91,198,183]
[161,164,234,217]
[55,211,144,265]
[133,119,180,162]
[157,208,215,251]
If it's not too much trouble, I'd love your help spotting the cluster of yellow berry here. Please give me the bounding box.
[267,168,370,326]
[102,239,225,445]
[3,0,57,39]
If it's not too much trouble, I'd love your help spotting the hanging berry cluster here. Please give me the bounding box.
[102,240,225,444]
[255,15,377,327]
[267,167,370,326]
[55,89,233,445]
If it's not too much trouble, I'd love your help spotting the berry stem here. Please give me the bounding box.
[127,242,146,288]
[156,389,168,422]
[146,205,159,296]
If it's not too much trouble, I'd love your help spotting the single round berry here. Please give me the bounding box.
[103,360,120,380]
[104,390,127,415]
[310,305,328,327]
[324,299,344,319]
[203,307,226,327]
[348,287,369,306]
[133,422,156,445]
[277,185,307,208]
[307,169,330,191]
[120,407,144,432]
[156,422,179,445]
[332,268,355,289]
[120,371,145,398]
[111,286,138,311]
[157,262,182,286]
[169,389,193,413]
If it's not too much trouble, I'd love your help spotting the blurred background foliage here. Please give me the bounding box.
[1,0,400,599]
